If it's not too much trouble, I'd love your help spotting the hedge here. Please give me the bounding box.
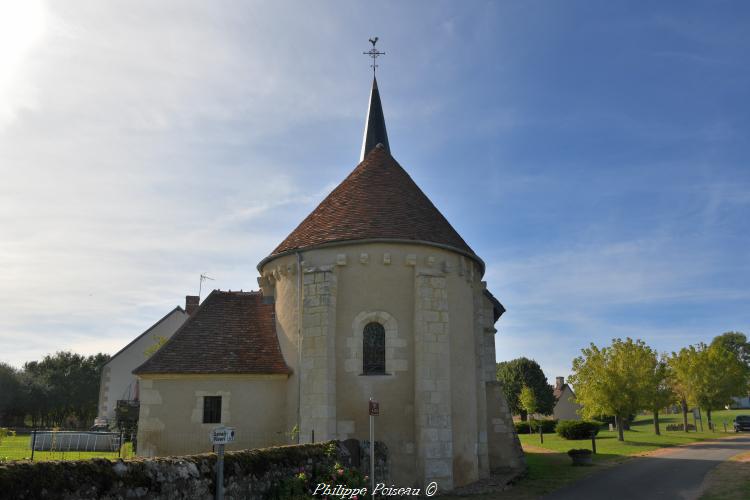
[556,420,602,440]
[515,420,558,434]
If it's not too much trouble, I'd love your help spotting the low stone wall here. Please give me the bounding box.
[0,441,343,500]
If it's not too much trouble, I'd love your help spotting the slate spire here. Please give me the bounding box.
[359,77,390,161]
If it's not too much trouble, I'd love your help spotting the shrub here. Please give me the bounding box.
[515,419,558,434]
[514,421,530,434]
[272,461,367,499]
[556,420,601,440]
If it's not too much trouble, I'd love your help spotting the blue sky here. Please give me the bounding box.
[1,1,748,382]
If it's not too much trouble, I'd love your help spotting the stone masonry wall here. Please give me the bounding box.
[0,442,342,500]
[413,271,453,490]
[486,381,525,472]
[300,265,338,442]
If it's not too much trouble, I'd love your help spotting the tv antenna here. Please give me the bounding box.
[198,273,215,300]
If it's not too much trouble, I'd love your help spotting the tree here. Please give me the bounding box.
[692,343,747,428]
[21,351,110,427]
[711,332,750,369]
[0,362,23,426]
[496,358,556,420]
[519,385,538,428]
[669,348,697,433]
[644,356,675,436]
[671,343,748,430]
[568,338,657,441]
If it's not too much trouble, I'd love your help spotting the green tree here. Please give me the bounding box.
[568,338,657,441]
[671,343,748,430]
[711,331,750,369]
[496,358,555,419]
[669,348,697,433]
[519,385,538,428]
[22,351,110,427]
[693,343,747,428]
[644,356,675,435]
[0,363,23,426]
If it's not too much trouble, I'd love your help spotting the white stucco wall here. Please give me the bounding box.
[137,375,289,457]
[553,386,582,421]
[98,308,188,421]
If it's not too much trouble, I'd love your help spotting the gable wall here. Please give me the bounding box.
[99,309,188,421]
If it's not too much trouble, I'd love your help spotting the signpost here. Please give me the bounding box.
[210,427,235,500]
[369,398,379,498]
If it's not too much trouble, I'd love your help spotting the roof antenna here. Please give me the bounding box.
[198,273,215,301]
[363,37,385,75]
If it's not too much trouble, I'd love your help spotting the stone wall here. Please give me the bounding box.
[486,382,525,472]
[413,270,453,490]
[300,265,338,442]
[0,441,375,500]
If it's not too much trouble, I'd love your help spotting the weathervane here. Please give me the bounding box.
[363,37,385,74]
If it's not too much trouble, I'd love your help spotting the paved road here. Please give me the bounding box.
[543,435,750,500]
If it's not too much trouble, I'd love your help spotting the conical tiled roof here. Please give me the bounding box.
[360,77,389,160]
[265,145,478,262]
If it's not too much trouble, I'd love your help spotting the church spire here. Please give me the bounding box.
[360,38,389,161]
[360,77,390,161]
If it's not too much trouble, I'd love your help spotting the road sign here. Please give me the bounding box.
[210,426,236,445]
[369,400,379,416]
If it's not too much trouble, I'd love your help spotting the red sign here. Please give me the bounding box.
[369,400,379,416]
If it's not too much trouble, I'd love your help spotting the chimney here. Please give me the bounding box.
[555,376,565,390]
[185,295,199,315]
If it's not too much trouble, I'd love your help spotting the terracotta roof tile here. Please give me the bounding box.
[133,290,290,375]
[269,145,476,259]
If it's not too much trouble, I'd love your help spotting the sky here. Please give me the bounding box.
[1,1,748,383]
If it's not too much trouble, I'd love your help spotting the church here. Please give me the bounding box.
[133,71,524,490]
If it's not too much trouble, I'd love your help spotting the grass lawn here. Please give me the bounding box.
[700,451,750,500]
[0,435,134,462]
[517,409,746,457]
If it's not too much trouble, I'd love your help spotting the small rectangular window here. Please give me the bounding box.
[203,396,222,424]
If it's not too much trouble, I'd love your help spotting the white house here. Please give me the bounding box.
[553,376,582,421]
[97,298,195,422]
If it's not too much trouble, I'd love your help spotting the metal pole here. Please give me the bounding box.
[591,434,597,454]
[31,429,37,461]
[539,424,543,444]
[370,415,375,498]
[118,430,123,458]
[216,444,225,500]
[724,422,727,433]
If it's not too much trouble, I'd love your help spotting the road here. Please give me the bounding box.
[543,435,750,500]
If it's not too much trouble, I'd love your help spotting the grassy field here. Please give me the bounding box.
[444,409,749,499]
[0,434,134,462]
[700,451,750,500]
[517,409,747,457]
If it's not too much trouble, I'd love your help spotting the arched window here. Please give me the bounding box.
[363,322,386,374]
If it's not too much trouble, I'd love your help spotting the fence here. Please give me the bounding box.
[0,429,134,462]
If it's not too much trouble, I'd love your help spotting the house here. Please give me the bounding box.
[552,376,582,421]
[97,297,196,423]
[133,75,525,490]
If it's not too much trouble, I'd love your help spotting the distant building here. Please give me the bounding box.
[552,376,582,421]
[97,298,196,422]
